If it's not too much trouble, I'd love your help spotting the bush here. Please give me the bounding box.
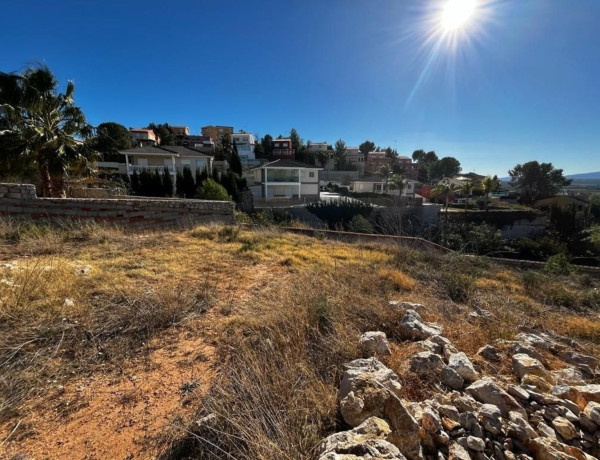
[545,253,574,275]
[196,179,231,201]
[346,214,374,234]
[306,200,373,230]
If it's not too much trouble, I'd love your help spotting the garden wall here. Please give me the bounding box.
[0,183,234,229]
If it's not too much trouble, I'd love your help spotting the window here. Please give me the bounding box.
[309,172,315,178]
[375,184,382,191]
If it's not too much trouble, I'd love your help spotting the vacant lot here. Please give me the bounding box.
[0,221,599,459]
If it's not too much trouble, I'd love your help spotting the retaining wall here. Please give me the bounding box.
[0,183,234,228]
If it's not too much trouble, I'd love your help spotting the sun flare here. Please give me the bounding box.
[441,0,477,31]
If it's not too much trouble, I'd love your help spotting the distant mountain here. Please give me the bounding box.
[566,171,600,180]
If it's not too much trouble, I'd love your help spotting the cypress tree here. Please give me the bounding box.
[176,171,184,197]
[230,140,243,175]
[130,170,140,195]
[182,166,196,198]
[162,168,174,197]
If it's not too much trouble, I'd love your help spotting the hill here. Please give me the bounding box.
[567,171,600,180]
[0,221,599,459]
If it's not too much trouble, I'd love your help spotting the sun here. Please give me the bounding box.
[441,0,477,32]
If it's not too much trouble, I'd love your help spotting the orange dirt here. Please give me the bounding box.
[1,327,216,460]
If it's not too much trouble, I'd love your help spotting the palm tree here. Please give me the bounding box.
[0,65,97,197]
[460,181,474,212]
[376,165,405,195]
[432,178,456,211]
[481,176,500,212]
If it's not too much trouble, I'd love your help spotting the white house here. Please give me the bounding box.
[350,177,417,197]
[248,159,322,200]
[120,145,214,184]
[232,132,256,164]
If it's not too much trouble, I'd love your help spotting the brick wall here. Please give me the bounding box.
[0,183,234,228]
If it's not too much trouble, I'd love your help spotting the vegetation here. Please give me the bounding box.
[306,200,373,230]
[89,121,133,162]
[0,64,98,196]
[196,178,231,201]
[508,161,572,204]
[0,221,598,459]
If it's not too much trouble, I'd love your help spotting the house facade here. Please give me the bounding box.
[394,155,419,181]
[130,129,159,147]
[201,125,234,141]
[249,160,321,200]
[181,135,215,154]
[120,145,214,184]
[271,139,295,160]
[365,151,392,174]
[351,177,417,197]
[343,148,365,175]
[232,132,257,164]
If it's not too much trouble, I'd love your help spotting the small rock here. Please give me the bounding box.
[448,352,479,383]
[559,351,599,369]
[449,442,471,460]
[521,374,553,393]
[551,416,579,441]
[441,366,465,391]
[467,435,486,452]
[574,385,600,405]
[537,421,557,439]
[63,298,75,307]
[582,401,600,426]
[512,354,551,381]
[507,385,530,402]
[466,377,526,417]
[360,331,392,357]
[409,352,445,375]
[508,411,537,441]
[552,368,593,386]
[477,345,500,362]
[421,408,443,434]
[478,404,503,435]
[550,385,587,411]
[398,310,443,341]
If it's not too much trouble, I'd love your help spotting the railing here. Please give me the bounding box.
[128,165,176,174]
[254,196,314,208]
[266,176,300,183]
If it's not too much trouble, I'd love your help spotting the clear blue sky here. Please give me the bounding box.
[2,0,599,176]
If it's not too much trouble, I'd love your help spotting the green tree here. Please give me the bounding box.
[181,166,196,198]
[162,168,174,197]
[460,181,474,212]
[230,140,243,175]
[0,64,98,196]
[289,128,302,151]
[359,140,376,156]
[261,134,273,159]
[429,157,461,182]
[411,149,438,183]
[432,178,456,211]
[377,165,405,195]
[508,161,571,205]
[197,178,231,200]
[334,139,346,157]
[146,123,177,145]
[91,121,132,161]
[481,175,500,212]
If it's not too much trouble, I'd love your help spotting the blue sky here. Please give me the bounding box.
[2,0,599,176]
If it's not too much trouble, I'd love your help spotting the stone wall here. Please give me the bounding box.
[0,183,234,228]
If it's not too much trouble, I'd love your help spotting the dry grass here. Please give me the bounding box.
[0,219,599,459]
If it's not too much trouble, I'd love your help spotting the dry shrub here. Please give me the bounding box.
[377,268,417,291]
[551,315,600,344]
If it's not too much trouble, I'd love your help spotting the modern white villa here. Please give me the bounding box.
[248,159,322,201]
[231,132,257,165]
[350,177,418,197]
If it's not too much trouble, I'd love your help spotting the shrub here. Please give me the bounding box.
[346,214,374,234]
[544,253,574,275]
[196,179,231,201]
[306,200,373,230]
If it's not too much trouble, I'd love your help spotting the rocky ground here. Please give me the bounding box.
[320,303,600,460]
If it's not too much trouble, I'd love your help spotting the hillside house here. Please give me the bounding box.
[232,132,257,165]
[365,152,392,174]
[248,159,321,201]
[271,139,295,160]
[351,177,417,198]
[130,129,159,147]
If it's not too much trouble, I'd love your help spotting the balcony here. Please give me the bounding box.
[266,170,299,183]
[128,165,176,174]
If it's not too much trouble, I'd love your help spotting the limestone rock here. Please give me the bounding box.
[521,374,553,393]
[448,352,479,383]
[507,385,530,402]
[574,385,600,405]
[537,421,557,439]
[421,407,442,434]
[552,368,593,386]
[466,378,526,417]
[512,353,551,381]
[339,358,422,460]
[466,435,485,452]
[551,385,587,411]
[360,331,392,357]
[559,351,599,369]
[582,401,600,426]
[551,416,579,441]
[319,417,406,460]
[449,442,471,460]
[398,310,442,341]
[477,345,500,362]
[441,366,465,391]
[478,403,503,435]
[508,411,537,441]
[409,352,445,375]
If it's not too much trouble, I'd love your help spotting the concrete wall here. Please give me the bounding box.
[0,183,234,229]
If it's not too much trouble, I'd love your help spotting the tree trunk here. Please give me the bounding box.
[39,163,53,197]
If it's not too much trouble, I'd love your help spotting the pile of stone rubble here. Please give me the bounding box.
[318,303,600,460]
